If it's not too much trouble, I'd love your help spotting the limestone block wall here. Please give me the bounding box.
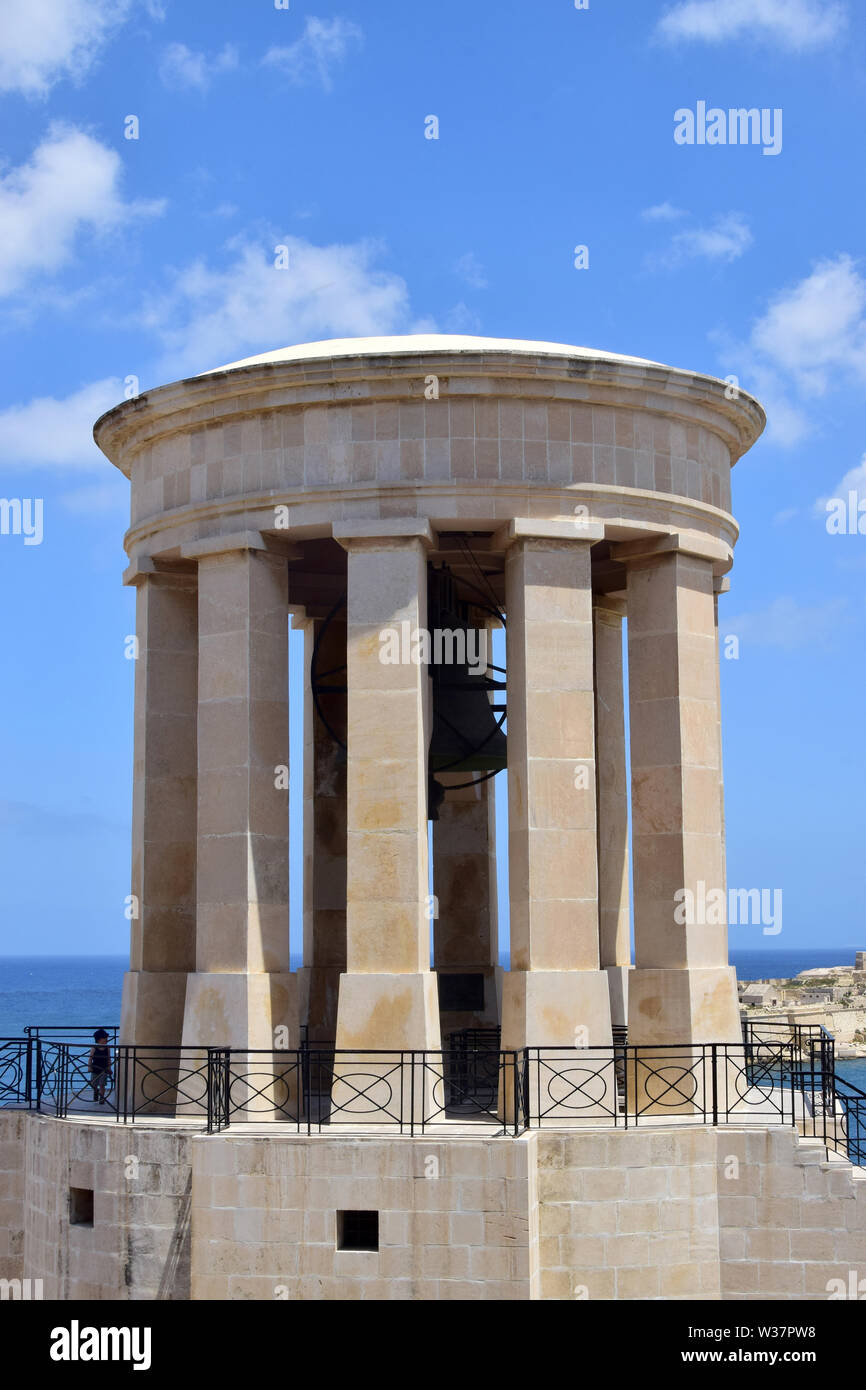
[535,1129,722,1299]
[751,1008,866,1043]
[0,1112,25,1281]
[1,1113,192,1299]
[190,1133,536,1301]
[128,401,734,529]
[2,1112,865,1300]
[716,1128,866,1299]
[812,1010,866,1044]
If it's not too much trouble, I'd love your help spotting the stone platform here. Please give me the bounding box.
[2,1110,864,1300]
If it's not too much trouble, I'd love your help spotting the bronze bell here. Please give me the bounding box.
[426,564,506,819]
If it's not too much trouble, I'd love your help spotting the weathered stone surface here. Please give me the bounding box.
[6,1111,865,1302]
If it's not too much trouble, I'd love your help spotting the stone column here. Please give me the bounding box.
[496,520,613,1121]
[432,773,500,1035]
[593,597,631,1030]
[179,534,297,1055]
[120,562,197,1048]
[617,537,740,1062]
[331,519,441,1071]
[299,616,347,1042]
[714,575,730,904]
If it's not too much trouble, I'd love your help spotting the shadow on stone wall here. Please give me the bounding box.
[157,1172,191,1300]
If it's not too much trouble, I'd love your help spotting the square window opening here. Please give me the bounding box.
[337,1210,378,1252]
[69,1187,94,1227]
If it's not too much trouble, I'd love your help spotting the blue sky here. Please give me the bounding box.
[0,0,863,958]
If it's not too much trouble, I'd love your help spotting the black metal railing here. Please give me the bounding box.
[202,1047,523,1136]
[0,1039,29,1107]
[23,1024,119,1045]
[742,1018,835,1065]
[831,1074,866,1168]
[2,1028,864,1165]
[521,1040,809,1128]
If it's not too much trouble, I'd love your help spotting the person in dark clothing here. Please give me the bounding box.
[88,1029,112,1103]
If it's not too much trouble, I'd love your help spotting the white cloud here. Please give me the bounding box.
[160,42,238,92]
[814,453,866,516]
[0,378,122,471]
[670,213,752,265]
[722,596,849,649]
[712,254,866,447]
[832,455,866,501]
[751,255,866,394]
[754,385,811,446]
[444,302,482,333]
[0,0,141,96]
[710,322,812,447]
[770,385,817,448]
[648,213,752,270]
[263,17,363,91]
[641,202,686,222]
[455,252,488,289]
[0,125,164,297]
[142,236,415,377]
[656,0,847,52]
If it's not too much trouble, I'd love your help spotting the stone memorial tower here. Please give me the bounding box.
[94,335,762,1073]
[6,337,866,1305]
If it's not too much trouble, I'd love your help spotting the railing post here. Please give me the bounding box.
[623,1044,629,1129]
[519,1048,526,1129]
[59,1043,67,1119]
[35,1036,43,1113]
[219,1048,225,1131]
[122,1047,130,1124]
[409,1051,415,1138]
[206,1048,216,1134]
[711,1044,719,1126]
[829,1040,835,1147]
[223,1048,231,1131]
[303,1043,311,1136]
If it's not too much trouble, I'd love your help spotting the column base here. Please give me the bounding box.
[628,966,741,1047]
[181,971,298,1048]
[331,972,441,1125]
[298,965,342,1042]
[334,971,441,1050]
[118,971,190,1117]
[604,965,631,1031]
[120,970,188,1047]
[499,970,614,1125]
[180,972,299,1122]
[626,966,742,1117]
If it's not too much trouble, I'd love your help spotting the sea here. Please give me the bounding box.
[2,950,865,1092]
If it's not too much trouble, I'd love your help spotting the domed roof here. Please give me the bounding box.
[202,333,665,376]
